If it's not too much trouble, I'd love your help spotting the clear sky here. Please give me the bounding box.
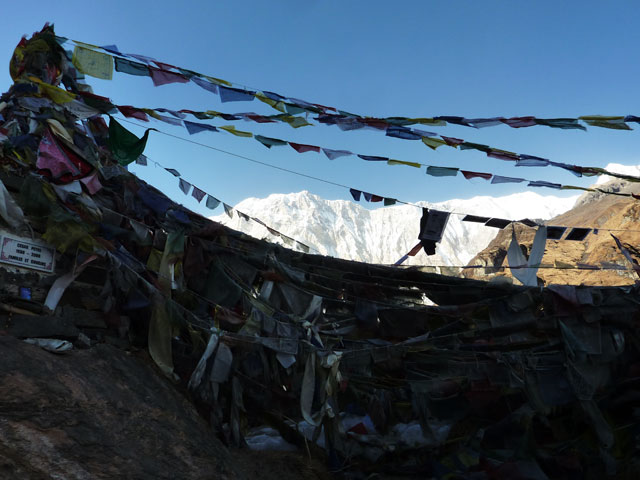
[2,1,639,217]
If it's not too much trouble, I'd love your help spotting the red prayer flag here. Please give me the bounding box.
[117,105,149,122]
[461,170,492,180]
[149,67,189,87]
[289,142,320,154]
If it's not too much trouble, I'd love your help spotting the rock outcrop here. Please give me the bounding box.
[464,179,640,285]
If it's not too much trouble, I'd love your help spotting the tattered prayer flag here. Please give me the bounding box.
[238,211,250,222]
[178,178,191,195]
[80,172,102,195]
[136,155,148,166]
[528,180,562,189]
[107,117,152,166]
[349,189,361,201]
[155,114,183,126]
[546,226,567,240]
[322,148,352,160]
[72,46,113,80]
[165,168,181,177]
[118,105,149,122]
[363,192,372,202]
[205,195,220,210]
[407,243,423,256]
[491,175,525,184]
[459,142,491,153]
[501,117,536,128]
[296,241,310,254]
[254,135,287,148]
[386,125,422,140]
[149,67,189,86]
[394,254,409,266]
[184,121,218,135]
[387,159,421,168]
[384,198,396,206]
[358,154,388,162]
[485,218,512,229]
[289,142,320,154]
[579,115,631,130]
[192,186,206,203]
[611,234,640,278]
[219,125,252,137]
[219,85,255,102]
[516,156,549,167]
[422,137,447,150]
[461,170,492,180]
[114,57,149,76]
[487,149,519,161]
[441,136,464,147]
[191,76,219,94]
[536,118,586,130]
[565,228,591,241]
[223,203,234,218]
[371,195,383,202]
[427,166,458,177]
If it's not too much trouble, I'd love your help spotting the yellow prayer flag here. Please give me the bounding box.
[72,46,113,80]
[204,75,231,86]
[412,118,447,127]
[219,125,253,137]
[29,76,76,104]
[46,119,74,144]
[421,137,447,150]
[387,159,421,168]
[255,93,286,113]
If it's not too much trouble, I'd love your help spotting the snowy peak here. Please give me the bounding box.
[212,190,577,266]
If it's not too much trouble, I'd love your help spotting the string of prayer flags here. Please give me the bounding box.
[140,156,313,253]
[64,37,640,142]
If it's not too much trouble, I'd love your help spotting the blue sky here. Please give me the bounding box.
[2,1,639,217]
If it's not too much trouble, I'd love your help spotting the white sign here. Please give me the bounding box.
[0,233,55,273]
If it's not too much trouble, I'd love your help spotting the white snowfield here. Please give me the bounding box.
[212,190,577,266]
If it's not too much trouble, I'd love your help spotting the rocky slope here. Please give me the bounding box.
[464,177,640,286]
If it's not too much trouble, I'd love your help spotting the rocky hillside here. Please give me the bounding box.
[464,178,640,286]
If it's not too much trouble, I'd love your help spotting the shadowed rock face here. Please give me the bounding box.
[464,179,640,286]
[0,336,239,480]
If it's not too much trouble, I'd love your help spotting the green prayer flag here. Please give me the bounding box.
[426,166,459,177]
[107,117,152,166]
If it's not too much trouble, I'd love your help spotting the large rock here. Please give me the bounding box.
[0,336,240,480]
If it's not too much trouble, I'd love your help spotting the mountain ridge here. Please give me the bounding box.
[211,190,577,267]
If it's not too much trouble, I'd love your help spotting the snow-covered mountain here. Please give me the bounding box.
[211,191,577,267]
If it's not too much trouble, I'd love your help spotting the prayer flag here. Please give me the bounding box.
[219,125,252,137]
[349,189,361,201]
[107,118,152,166]
[322,148,352,160]
[461,170,492,180]
[192,187,206,203]
[426,166,458,177]
[114,57,149,76]
[184,121,218,135]
[72,46,113,80]
[289,142,320,154]
[178,178,191,195]
[219,85,255,102]
[254,135,287,148]
[149,67,189,86]
[205,195,220,210]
